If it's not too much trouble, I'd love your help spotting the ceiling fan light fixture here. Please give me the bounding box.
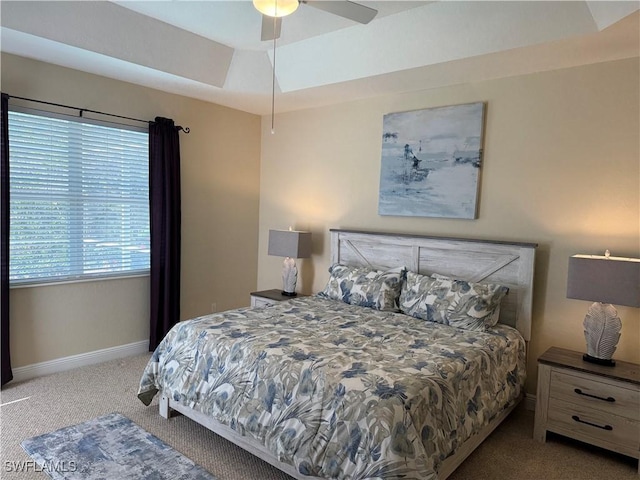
[253,0,299,18]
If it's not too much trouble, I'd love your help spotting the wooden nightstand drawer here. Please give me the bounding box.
[534,347,640,471]
[548,398,640,456]
[550,370,640,419]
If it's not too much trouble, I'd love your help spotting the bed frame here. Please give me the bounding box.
[159,229,537,479]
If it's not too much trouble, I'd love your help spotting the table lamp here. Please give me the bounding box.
[566,250,640,366]
[268,229,312,296]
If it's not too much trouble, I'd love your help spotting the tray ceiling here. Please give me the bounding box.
[1,1,638,115]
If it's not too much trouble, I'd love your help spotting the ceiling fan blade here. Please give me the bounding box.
[303,1,378,24]
[261,15,282,41]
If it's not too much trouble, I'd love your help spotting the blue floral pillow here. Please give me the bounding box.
[431,273,502,325]
[318,264,406,312]
[399,271,509,331]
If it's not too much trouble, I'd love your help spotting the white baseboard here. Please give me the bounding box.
[10,340,149,384]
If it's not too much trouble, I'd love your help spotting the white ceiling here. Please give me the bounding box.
[1,1,638,115]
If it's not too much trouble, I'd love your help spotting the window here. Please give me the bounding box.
[8,108,149,285]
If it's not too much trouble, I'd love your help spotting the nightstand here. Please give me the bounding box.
[534,346,640,472]
[250,289,307,307]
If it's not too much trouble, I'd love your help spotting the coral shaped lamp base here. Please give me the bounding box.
[582,302,621,367]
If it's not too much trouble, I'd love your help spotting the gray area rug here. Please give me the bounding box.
[21,412,216,480]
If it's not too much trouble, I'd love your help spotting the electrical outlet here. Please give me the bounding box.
[211,302,217,313]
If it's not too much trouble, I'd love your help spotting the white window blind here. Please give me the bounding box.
[8,109,150,285]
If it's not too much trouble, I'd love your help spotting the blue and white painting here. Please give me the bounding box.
[378,102,485,219]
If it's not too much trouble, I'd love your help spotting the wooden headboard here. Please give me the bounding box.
[330,229,537,341]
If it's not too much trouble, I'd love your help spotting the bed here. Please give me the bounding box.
[138,229,537,479]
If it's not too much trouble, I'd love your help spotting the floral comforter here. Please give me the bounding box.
[138,296,526,480]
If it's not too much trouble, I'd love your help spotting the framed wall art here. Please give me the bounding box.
[378,102,486,219]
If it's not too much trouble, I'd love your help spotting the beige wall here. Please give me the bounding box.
[3,53,638,392]
[2,54,262,367]
[257,58,640,393]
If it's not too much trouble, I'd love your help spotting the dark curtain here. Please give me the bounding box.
[1,93,12,385]
[149,117,181,350]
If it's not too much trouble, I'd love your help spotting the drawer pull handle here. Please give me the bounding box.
[571,415,613,431]
[574,388,615,403]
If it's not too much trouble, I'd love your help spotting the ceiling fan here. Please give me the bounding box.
[254,0,379,41]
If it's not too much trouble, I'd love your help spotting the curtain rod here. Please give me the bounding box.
[7,94,190,134]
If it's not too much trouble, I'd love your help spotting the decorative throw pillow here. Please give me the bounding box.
[399,271,508,331]
[318,263,406,312]
[430,273,502,325]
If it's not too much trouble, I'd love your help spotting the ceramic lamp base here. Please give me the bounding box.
[583,302,621,365]
[281,257,298,296]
